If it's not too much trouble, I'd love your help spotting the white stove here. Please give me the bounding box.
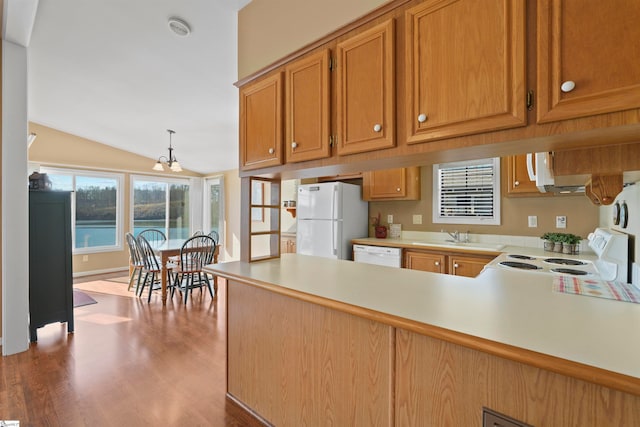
[485,228,630,282]
[489,253,599,277]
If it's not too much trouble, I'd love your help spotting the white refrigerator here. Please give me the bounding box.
[296,182,368,260]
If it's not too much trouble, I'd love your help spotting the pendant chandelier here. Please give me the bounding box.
[152,129,182,172]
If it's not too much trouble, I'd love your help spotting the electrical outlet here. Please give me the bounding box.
[82,255,89,262]
[528,215,537,227]
[412,214,422,225]
[387,214,393,224]
[556,215,567,229]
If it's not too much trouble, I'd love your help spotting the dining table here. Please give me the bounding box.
[151,238,219,305]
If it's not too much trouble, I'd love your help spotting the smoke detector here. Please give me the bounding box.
[168,17,191,37]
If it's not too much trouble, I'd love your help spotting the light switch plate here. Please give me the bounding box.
[387,214,393,224]
[528,216,537,227]
[556,215,567,228]
[412,214,422,225]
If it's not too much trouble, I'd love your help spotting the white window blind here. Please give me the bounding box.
[433,158,501,225]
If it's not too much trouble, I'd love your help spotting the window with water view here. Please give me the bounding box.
[132,178,190,240]
[44,169,123,252]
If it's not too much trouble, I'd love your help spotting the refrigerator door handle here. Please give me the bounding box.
[332,189,338,255]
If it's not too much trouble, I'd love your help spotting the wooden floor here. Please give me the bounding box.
[0,273,261,426]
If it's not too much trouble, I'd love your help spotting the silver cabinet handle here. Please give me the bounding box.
[514,180,520,186]
[561,80,576,93]
[434,261,440,266]
[453,263,459,268]
[268,147,274,154]
[417,113,427,123]
[373,124,382,132]
[291,142,298,149]
[396,188,401,192]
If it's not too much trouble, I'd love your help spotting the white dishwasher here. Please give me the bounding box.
[353,244,402,268]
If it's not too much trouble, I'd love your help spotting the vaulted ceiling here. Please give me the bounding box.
[27,0,251,174]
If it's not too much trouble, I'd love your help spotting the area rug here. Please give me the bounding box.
[73,290,98,307]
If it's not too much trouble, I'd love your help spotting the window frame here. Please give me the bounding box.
[130,174,193,239]
[432,157,501,226]
[203,175,225,245]
[40,167,125,254]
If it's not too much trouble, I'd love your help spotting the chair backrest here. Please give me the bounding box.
[207,230,219,246]
[125,232,143,266]
[180,235,216,271]
[137,235,161,270]
[138,228,167,245]
[192,230,204,236]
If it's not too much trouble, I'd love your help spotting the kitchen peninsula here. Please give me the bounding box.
[208,254,640,426]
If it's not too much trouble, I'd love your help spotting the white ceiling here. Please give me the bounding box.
[27,0,251,174]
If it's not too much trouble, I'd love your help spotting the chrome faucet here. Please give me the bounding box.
[442,229,460,242]
[442,229,469,243]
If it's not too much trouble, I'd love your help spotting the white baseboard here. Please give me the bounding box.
[73,267,129,278]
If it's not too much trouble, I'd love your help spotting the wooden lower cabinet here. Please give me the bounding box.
[227,281,394,426]
[404,250,445,274]
[396,331,640,426]
[227,279,640,426]
[448,254,494,277]
[405,249,495,278]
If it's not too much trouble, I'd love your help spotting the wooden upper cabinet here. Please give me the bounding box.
[405,0,526,144]
[537,0,640,123]
[506,154,546,196]
[336,19,395,156]
[285,49,331,163]
[404,250,445,274]
[240,73,284,170]
[363,167,420,201]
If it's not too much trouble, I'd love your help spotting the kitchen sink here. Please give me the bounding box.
[411,241,505,251]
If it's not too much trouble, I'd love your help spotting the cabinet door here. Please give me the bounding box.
[363,167,420,201]
[240,73,284,170]
[404,250,446,274]
[336,19,395,155]
[285,49,331,163]
[506,154,547,196]
[537,0,640,123]
[405,0,526,144]
[448,254,493,278]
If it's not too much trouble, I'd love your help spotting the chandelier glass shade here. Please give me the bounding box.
[153,129,182,172]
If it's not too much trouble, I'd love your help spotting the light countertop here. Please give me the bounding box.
[207,253,640,387]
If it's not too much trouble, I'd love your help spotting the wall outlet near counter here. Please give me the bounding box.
[387,214,393,224]
[412,214,422,225]
[528,215,537,227]
[82,255,89,262]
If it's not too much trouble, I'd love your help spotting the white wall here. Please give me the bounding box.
[281,179,298,234]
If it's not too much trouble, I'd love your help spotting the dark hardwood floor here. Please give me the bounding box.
[0,273,261,426]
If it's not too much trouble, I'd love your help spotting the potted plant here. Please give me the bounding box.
[370,213,387,239]
[541,232,561,252]
[561,233,582,254]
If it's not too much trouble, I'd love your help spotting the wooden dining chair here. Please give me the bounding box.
[125,232,144,293]
[169,235,216,304]
[136,235,165,303]
[207,230,219,246]
[138,228,166,245]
